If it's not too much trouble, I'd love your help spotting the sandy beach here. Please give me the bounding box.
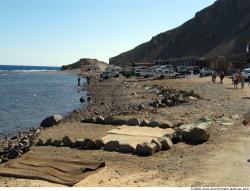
[0,75,249,187]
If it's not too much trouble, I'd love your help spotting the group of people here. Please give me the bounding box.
[211,71,225,84]
[211,70,249,89]
[232,70,248,89]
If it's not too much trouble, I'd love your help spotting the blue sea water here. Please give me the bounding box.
[0,65,86,137]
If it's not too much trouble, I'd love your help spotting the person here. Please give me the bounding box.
[233,71,239,89]
[86,76,90,85]
[212,71,217,83]
[78,77,81,86]
[240,75,245,89]
[219,71,225,84]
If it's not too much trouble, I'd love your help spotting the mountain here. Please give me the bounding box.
[110,0,250,66]
[61,58,108,71]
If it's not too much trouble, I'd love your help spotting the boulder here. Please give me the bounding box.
[81,118,95,124]
[151,139,162,152]
[104,116,115,125]
[117,144,135,153]
[51,139,62,147]
[95,140,104,149]
[73,138,86,148]
[113,119,127,125]
[104,141,119,151]
[158,137,173,150]
[138,104,145,110]
[135,143,157,156]
[80,97,85,102]
[159,122,171,129]
[45,138,52,146]
[36,138,45,146]
[95,116,105,124]
[179,122,212,143]
[140,120,150,127]
[40,115,63,127]
[62,136,74,147]
[83,139,96,150]
[126,118,141,126]
[148,120,160,128]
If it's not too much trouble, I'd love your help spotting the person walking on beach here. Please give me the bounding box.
[233,71,239,89]
[78,77,81,86]
[240,75,245,89]
[212,71,217,83]
[219,71,225,84]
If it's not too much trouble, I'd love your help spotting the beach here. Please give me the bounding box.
[0,74,250,186]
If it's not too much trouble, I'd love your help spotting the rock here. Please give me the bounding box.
[95,116,105,124]
[36,139,45,146]
[81,118,95,124]
[40,115,63,127]
[197,117,212,123]
[45,138,52,145]
[104,141,119,151]
[83,139,96,150]
[188,96,198,100]
[51,139,62,147]
[95,140,104,149]
[80,97,85,102]
[117,144,135,153]
[135,143,157,156]
[140,120,150,127]
[151,139,162,152]
[230,114,240,120]
[138,104,145,110]
[218,117,234,126]
[159,122,171,129]
[112,119,127,125]
[62,136,74,147]
[72,138,86,148]
[126,118,141,126]
[104,116,115,125]
[179,122,212,143]
[158,137,173,150]
[148,120,160,128]
[0,159,2,164]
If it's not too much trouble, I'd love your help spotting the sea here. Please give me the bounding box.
[0,65,87,137]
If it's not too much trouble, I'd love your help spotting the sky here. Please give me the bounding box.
[0,0,216,66]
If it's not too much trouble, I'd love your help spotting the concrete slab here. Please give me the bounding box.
[108,125,175,138]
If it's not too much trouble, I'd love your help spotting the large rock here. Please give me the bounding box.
[126,118,141,126]
[95,140,104,149]
[158,137,173,150]
[51,139,62,147]
[73,138,86,148]
[104,141,119,151]
[140,120,150,127]
[117,144,135,153]
[83,139,96,150]
[40,115,63,127]
[81,118,95,124]
[135,143,157,156]
[148,120,160,128]
[62,136,74,147]
[179,122,212,143]
[95,116,105,124]
[151,139,162,152]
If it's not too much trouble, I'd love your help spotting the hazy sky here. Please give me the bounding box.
[0,0,216,66]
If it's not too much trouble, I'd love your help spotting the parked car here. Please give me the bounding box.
[101,69,119,79]
[153,69,180,79]
[134,67,152,78]
[200,68,214,76]
[242,68,250,81]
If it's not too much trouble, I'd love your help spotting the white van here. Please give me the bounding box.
[153,69,180,79]
[242,68,250,81]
